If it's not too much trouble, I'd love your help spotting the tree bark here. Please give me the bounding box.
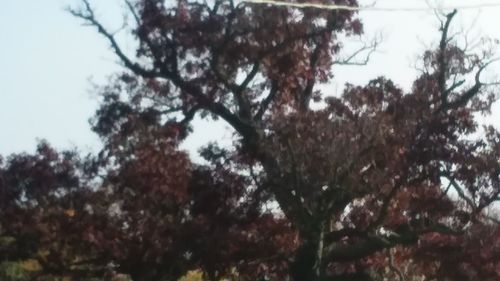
[290,222,327,281]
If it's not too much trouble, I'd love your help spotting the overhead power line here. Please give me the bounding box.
[242,0,500,11]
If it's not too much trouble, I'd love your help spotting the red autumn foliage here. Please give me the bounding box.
[1,1,499,280]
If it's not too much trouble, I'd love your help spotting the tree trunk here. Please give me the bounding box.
[290,223,327,281]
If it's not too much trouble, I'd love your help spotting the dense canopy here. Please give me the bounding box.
[1,1,499,280]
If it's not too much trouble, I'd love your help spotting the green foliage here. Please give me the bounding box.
[0,261,31,281]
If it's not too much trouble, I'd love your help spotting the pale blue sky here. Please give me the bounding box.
[0,0,122,154]
[1,0,500,156]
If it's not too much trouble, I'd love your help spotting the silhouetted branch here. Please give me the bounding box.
[68,0,159,78]
[124,0,141,26]
[324,231,418,262]
[438,10,458,102]
[443,58,500,110]
[441,171,476,209]
[69,1,258,140]
[333,35,381,66]
[255,80,278,121]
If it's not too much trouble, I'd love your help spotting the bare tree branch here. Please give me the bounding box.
[67,0,159,78]
[438,9,458,103]
[234,62,260,119]
[124,0,141,26]
[255,80,278,121]
[333,35,381,66]
[443,58,500,110]
[442,172,477,209]
[443,79,466,96]
[69,1,258,140]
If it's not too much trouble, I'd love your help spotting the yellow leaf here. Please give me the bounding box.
[20,259,41,272]
[65,209,76,217]
[178,270,203,281]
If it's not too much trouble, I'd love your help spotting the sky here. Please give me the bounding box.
[2,0,500,157]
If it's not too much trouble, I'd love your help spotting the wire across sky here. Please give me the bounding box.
[243,0,500,12]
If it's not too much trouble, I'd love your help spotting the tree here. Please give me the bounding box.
[1,0,499,280]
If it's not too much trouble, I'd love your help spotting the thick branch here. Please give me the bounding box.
[442,172,477,209]
[325,232,418,262]
[438,10,458,103]
[325,228,366,244]
[208,7,257,120]
[433,9,500,111]
[179,105,202,125]
[255,80,278,121]
[300,43,322,111]
[239,62,260,91]
[442,58,500,110]
[324,222,462,263]
[234,63,260,119]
